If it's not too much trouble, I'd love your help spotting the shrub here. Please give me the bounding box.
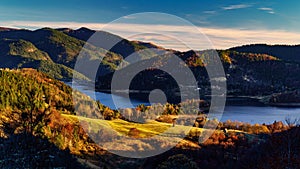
[156,154,199,169]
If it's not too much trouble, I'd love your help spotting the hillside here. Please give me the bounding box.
[97,49,299,103]
[0,27,126,80]
[0,38,51,61]
[0,68,214,167]
[0,68,299,168]
[0,69,83,167]
[230,44,300,63]
[60,27,166,60]
[0,68,118,168]
[0,38,89,81]
[217,50,300,96]
[0,27,87,67]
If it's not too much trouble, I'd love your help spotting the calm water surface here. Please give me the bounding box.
[68,82,300,124]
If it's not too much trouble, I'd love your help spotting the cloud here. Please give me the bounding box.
[1,21,102,30]
[123,16,136,19]
[2,21,300,51]
[258,7,275,14]
[258,7,273,11]
[268,11,275,14]
[200,27,300,49]
[222,4,252,10]
[203,11,216,14]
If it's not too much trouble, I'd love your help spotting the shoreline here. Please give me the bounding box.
[99,89,300,108]
[69,81,300,108]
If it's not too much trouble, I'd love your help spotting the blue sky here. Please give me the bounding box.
[1,0,300,50]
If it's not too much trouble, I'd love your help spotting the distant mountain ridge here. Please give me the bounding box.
[0,27,122,80]
[230,44,300,63]
[0,27,165,80]
[61,27,166,60]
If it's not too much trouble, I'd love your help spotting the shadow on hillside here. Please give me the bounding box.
[1,127,299,169]
[142,127,300,169]
[0,133,87,169]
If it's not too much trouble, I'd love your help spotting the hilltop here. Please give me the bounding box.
[230,44,300,63]
[0,27,127,80]
[0,27,173,82]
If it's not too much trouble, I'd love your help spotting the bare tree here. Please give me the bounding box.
[284,116,300,168]
[285,116,300,128]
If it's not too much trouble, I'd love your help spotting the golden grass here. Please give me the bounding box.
[62,114,205,138]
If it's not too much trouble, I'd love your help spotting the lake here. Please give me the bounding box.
[68,82,300,124]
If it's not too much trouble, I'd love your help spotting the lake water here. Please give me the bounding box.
[222,106,300,124]
[68,82,300,124]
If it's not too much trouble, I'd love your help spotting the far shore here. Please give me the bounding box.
[67,81,300,108]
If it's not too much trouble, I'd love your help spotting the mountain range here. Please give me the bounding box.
[1,27,300,168]
[1,27,300,104]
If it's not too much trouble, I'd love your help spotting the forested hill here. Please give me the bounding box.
[0,68,119,168]
[0,27,164,80]
[230,44,300,63]
[1,27,300,100]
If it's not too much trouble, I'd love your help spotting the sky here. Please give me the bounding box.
[1,0,300,50]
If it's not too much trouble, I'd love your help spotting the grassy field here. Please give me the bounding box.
[60,114,261,154]
[62,114,207,138]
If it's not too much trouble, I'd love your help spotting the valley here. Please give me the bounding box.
[0,27,300,168]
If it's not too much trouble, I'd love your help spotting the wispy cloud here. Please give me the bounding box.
[268,11,275,14]
[222,4,252,10]
[203,10,216,14]
[123,16,136,19]
[258,7,273,11]
[258,7,275,14]
[2,21,300,51]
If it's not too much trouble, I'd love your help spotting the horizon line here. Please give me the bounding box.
[1,21,300,51]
